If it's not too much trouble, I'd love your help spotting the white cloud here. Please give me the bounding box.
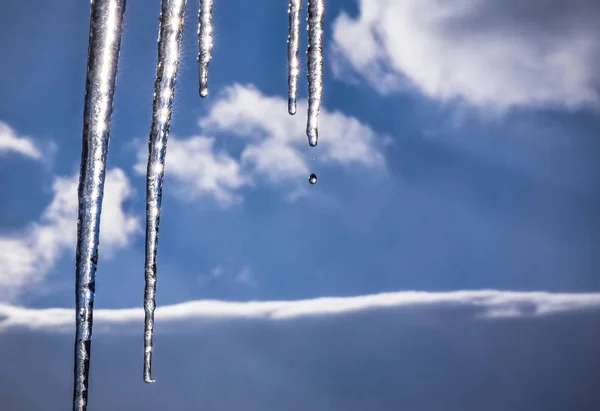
[331,0,600,110]
[200,84,386,176]
[0,168,140,302]
[0,121,42,159]
[134,136,247,206]
[133,84,386,205]
[1,289,600,331]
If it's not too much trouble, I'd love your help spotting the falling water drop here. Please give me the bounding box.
[306,0,324,147]
[308,173,318,184]
[73,1,127,411]
[144,0,187,385]
[198,0,214,98]
[287,0,301,115]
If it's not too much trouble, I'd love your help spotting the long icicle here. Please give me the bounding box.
[287,0,301,115]
[306,0,324,147]
[198,0,214,98]
[73,0,127,410]
[144,0,187,384]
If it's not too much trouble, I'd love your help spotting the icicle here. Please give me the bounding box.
[143,0,187,384]
[287,0,301,115]
[306,0,324,147]
[198,0,214,98]
[73,1,127,410]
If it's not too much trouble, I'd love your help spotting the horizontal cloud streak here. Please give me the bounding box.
[2,290,600,331]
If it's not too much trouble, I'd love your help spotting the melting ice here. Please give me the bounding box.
[73,0,127,410]
[143,0,187,384]
[198,0,214,97]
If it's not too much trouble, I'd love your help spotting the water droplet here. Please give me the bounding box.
[308,173,318,185]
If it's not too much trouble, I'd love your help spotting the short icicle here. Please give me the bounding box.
[143,0,188,384]
[73,0,127,410]
[198,0,214,98]
[287,0,302,115]
[306,0,324,147]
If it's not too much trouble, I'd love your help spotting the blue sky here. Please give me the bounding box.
[1,0,600,409]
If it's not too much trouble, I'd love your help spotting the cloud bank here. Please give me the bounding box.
[332,0,600,110]
[3,294,600,411]
[2,289,600,331]
[0,169,140,302]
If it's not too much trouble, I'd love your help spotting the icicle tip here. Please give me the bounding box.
[288,98,297,115]
[308,127,318,147]
[199,85,209,98]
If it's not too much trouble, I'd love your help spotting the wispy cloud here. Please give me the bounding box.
[234,266,256,287]
[0,169,140,302]
[332,0,600,110]
[0,121,42,159]
[2,290,600,331]
[210,266,224,278]
[198,265,257,288]
[197,265,225,287]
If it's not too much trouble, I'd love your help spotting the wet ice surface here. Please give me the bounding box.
[198,0,214,98]
[143,0,188,384]
[72,0,328,404]
[287,0,302,115]
[306,0,324,147]
[73,0,127,410]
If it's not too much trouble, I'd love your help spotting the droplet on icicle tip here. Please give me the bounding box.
[288,98,297,115]
[308,173,318,185]
[307,127,318,147]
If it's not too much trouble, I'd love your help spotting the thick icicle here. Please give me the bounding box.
[287,0,301,115]
[198,0,214,98]
[144,0,187,384]
[306,0,324,147]
[73,1,127,410]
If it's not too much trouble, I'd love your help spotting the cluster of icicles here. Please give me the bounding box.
[72,0,324,410]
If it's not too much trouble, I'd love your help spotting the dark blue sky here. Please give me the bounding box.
[0,0,599,409]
